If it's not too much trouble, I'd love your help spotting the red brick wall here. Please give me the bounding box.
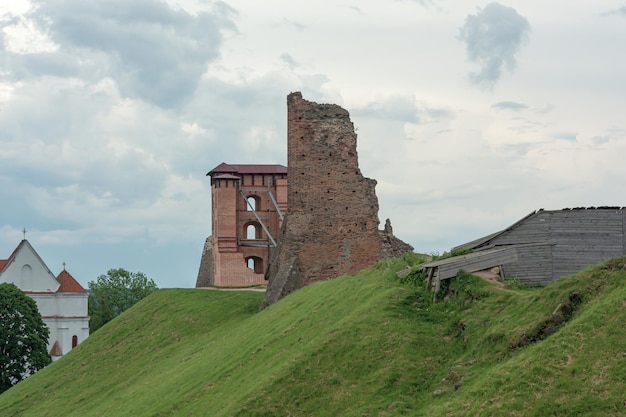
[264,92,383,304]
[214,178,238,253]
[213,252,265,287]
[197,173,287,287]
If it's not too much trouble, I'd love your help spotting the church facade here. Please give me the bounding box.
[0,239,90,360]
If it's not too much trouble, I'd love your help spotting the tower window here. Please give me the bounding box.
[246,195,260,211]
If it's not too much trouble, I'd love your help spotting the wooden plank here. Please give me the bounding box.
[550,217,622,224]
[428,248,519,280]
[501,243,553,285]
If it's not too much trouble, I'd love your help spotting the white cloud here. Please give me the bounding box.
[2,16,57,54]
[459,2,531,88]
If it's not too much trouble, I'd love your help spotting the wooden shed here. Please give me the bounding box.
[420,246,519,294]
[448,207,626,286]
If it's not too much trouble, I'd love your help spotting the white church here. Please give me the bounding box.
[0,238,90,360]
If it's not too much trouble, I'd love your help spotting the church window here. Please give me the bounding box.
[72,335,78,348]
[20,264,32,284]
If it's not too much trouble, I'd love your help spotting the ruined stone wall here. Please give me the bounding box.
[195,237,215,287]
[264,92,388,306]
[379,219,414,260]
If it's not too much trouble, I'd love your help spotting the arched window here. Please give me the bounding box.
[72,335,78,348]
[21,264,32,280]
[245,222,261,240]
[246,195,259,211]
[246,224,256,239]
[245,257,264,274]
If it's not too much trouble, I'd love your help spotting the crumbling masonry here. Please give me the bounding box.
[262,92,412,306]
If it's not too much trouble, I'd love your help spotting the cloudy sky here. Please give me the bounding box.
[1,0,625,288]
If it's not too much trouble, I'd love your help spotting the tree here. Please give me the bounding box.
[0,283,51,393]
[88,268,158,332]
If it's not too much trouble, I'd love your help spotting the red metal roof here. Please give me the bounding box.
[208,162,287,176]
[212,174,241,180]
[209,162,237,174]
[56,269,87,293]
[49,340,63,357]
[0,259,8,272]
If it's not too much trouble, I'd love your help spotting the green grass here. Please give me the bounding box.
[1,256,625,416]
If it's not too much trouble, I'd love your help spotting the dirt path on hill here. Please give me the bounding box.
[472,269,517,292]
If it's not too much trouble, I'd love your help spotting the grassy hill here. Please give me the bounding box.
[1,255,625,416]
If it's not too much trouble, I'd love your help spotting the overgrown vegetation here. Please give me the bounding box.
[88,268,158,332]
[1,256,625,416]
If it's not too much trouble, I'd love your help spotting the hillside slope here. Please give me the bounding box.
[0,256,625,416]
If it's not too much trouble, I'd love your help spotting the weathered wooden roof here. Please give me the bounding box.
[453,210,539,252]
[454,207,626,252]
[420,246,519,281]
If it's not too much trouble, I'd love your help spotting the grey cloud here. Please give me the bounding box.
[175,75,295,170]
[352,95,452,124]
[276,18,306,31]
[553,132,577,141]
[18,0,236,108]
[591,136,610,145]
[426,108,452,119]
[501,143,534,156]
[492,101,528,111]
[535,104,556,114]
[604,6,626,17]
[0,77,177,211]
[508,117,544,135]
[459,2,530,88]
[396,0,440,6]
[0,77,116,146]
[280,53,298,70]
[3,52,84,80]
[345,5,362,14]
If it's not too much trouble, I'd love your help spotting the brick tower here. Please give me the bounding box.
[196,163,287,287]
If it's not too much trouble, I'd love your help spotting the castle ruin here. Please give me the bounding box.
[263,92,412,306]
[196,92,412,302]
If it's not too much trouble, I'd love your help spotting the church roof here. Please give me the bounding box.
[56,269,87,293]
[0,239,26,273]
[208,162,287,176]
[1,239,85,293]
[49,340,63,357]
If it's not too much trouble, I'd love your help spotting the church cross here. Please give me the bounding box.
[22,228,27,240]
